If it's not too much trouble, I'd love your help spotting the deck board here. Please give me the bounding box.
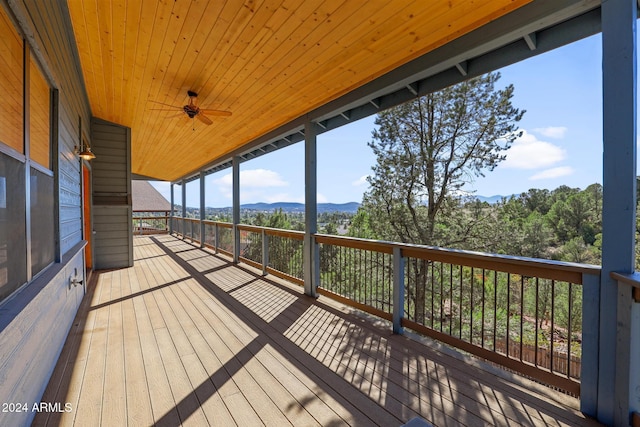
[34,235,602,427]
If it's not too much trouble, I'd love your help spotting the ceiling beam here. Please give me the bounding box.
[524,32,537,50]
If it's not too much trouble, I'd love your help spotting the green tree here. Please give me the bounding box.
[347,208,377,239]
[363,72,524,322]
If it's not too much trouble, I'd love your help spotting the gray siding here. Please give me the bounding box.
[91,118,133,269]
[0,1,91,426]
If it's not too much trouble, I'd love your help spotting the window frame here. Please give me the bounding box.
[0,4,58,302]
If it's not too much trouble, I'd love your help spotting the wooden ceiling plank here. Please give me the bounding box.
[69,0,534,181]
[135,0,246,170]
[143,0,261,162]
[118,0,142,126]
[110,0,127,123]
[140,0,194,116]
[139,0,342,177]
[242,1,452,117]
[70,0,104,119]
[197,1,396,152]
[211,0,398,127]
[96,0,115,119]
[136,0,204,165]
[222,0,515,144]
[123,0,156,126]
[206,0,333,113]
[135,0,231,172]
[142,1,295,176]
[127,0,182,168]
[197,0,287,108]
[187,0,358,156]
[162,0,226,100]
[141,1,270,175]
[324,0,533,94]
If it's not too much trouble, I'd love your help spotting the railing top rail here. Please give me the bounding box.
[611,271,640,290]
[238,223,305,239]
[201,219,233,228]
[169,218,601,283]
[315,233,601,284]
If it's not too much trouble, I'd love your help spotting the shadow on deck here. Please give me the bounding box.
[34,235,601,426]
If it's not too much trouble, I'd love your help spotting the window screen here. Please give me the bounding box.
[30,167,54,277]
[0,153,27,300]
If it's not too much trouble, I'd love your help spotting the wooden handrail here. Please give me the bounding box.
[611,271,640,302]
[610,271,640,289]
[315,233,600,284]
[132,215,169,220]
[201,219,233,229]
[169,219,601,283]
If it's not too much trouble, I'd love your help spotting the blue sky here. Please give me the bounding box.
[154,33,614,208]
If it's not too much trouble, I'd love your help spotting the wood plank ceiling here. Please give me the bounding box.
[67,0,531,182]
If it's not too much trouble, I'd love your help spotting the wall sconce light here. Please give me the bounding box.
[75,140,96,160]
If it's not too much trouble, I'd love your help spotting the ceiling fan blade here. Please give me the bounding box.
[148,108,182,111]
[148,100,183,108]
[196,112,213,125]
[200,109,232,117]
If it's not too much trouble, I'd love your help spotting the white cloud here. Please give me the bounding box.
[501,131,566,170]
[214,169,288,189]
[533,126,568,139]
[352,175,369,186]
[529,166,574,180]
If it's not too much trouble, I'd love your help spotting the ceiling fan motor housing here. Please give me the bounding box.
[183,105,198,118]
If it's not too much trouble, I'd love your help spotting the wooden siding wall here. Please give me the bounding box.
[0,1,91,426]
[91,118,133,269]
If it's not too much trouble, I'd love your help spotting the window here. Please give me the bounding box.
[0,154,27,301]
[0,6,23,153]
[30,167,54,276]
[0,6,55,301]
[30,56,50,168]
[28,55,54,277]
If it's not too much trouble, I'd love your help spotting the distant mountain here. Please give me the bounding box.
[239,202,360,213]
[241,202,304,212]
[473,194,511,204]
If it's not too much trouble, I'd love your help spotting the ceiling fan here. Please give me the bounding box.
[149,90,231,125]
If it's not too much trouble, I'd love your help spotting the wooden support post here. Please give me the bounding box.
[181,179,186,240]
[262,229,268,276]
[169,183,174,234]
[600,0,637,424]
[303,121,319,297]
[200,171,205,248]
[580,272,600,416]
[393,247,405,335]
[214,223,219,254]
[232,156,240,263]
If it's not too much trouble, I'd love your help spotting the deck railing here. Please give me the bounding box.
[132,212,170,234]
[170,218,600,396]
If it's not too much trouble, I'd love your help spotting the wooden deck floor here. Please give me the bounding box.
[34,235,601,427]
